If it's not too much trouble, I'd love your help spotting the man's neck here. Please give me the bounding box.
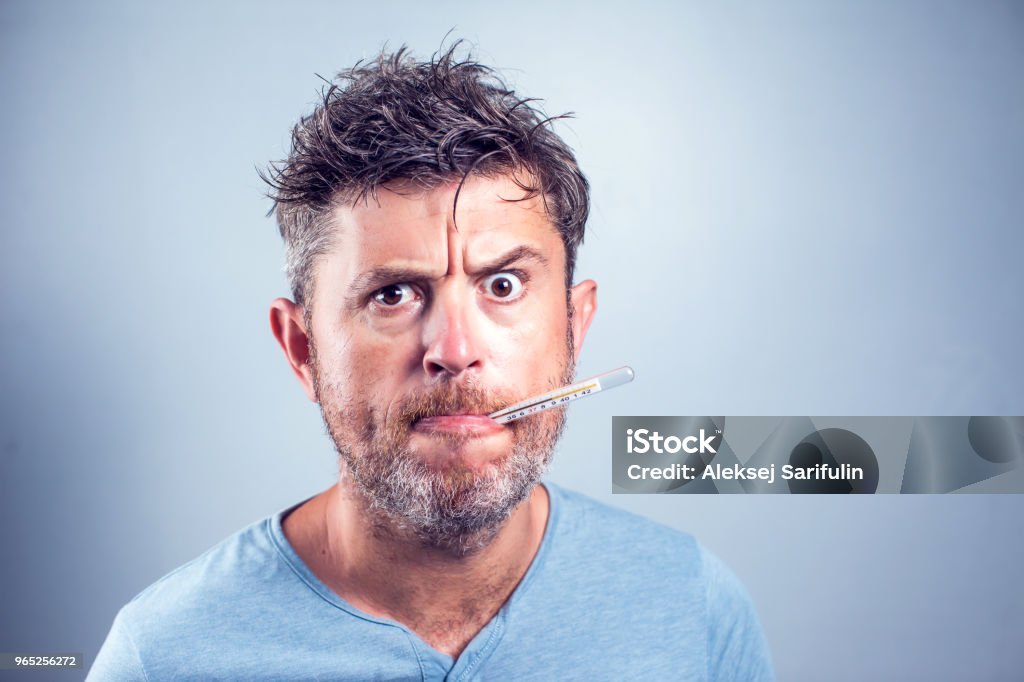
[282,479,550,658]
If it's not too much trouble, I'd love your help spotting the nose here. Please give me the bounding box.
[421,287,485,381]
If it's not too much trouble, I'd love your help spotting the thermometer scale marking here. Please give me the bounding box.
[488,367,634,424]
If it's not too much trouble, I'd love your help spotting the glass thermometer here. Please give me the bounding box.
[488,366,635,424]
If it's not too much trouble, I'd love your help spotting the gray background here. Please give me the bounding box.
[2,1,1022,680]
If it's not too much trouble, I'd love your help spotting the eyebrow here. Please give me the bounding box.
[472,245,549,274]
[346,245,551,303]
[345,265,436,306]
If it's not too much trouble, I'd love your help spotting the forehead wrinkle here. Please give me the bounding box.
[451,203,560,279]
[443,221,460,278]
[330,189,452,275]
[335,176,558,288]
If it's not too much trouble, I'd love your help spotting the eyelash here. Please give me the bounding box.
[369,283,421,313]
[481,270,529,303]
[367,270,530,313]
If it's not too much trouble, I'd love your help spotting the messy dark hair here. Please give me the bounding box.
[260,42,590,308]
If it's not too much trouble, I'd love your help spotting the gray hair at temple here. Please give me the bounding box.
[260,42,591,310]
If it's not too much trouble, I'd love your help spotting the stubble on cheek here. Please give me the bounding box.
[305,311,576,553]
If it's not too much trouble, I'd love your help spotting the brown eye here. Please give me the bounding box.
[491,277,512,297]
[482,272,524,301]
[373,283,414,307]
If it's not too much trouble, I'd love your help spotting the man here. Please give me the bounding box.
[89,45,774,680]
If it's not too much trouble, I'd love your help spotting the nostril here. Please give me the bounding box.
[423,356,484,381]
[425,360,447,377]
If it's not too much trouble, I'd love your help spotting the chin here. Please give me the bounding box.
[410,433,515,472]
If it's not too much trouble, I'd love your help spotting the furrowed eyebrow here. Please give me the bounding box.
[345,246,550,305]
[345,266,437,308]
[469,246,549,275]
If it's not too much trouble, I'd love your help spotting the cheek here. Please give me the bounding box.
[320,329,422,403]
[488,301,570,379]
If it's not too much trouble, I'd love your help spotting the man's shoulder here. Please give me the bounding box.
[88,514,296,680]
[117,513,288,630]
[547,481,700,553]
[535,483,774,681]
[542,482,759,621]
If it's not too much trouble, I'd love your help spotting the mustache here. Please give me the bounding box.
[393,382,516,425]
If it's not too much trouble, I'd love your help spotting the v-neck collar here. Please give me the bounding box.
[267,481,562,681]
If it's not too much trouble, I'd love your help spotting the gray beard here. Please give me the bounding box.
[311,338,573,557]
[347,432,558,556]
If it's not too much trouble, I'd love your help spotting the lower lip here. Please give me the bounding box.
[414,415,504,436]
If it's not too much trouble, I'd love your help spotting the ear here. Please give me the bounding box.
[568,279,597,362]
[269,298,318,402]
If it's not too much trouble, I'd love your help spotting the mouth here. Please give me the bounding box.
[412,414,505,436]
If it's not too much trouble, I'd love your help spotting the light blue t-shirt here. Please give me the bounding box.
[89,483,774,680]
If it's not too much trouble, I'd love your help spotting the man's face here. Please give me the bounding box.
[303,174,592,553]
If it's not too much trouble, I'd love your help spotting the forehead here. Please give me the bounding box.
[323,174,565,279]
